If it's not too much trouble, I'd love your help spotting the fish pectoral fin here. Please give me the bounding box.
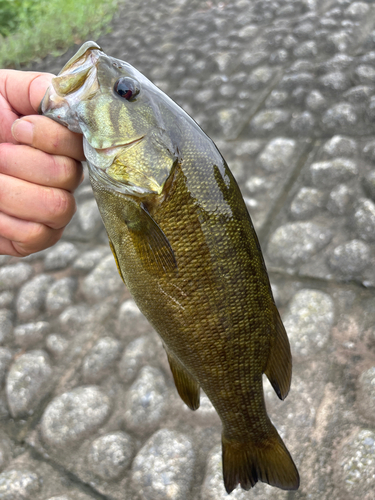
[125,202,177,277]
[165,349,200,411]
[108,239,126,284]
[264,306,292,400]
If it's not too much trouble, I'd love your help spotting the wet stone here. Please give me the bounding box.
[41,386,112,448]
[318,72,351,93]
[64,199,103,241]
[257,138,296,173]
[0,263,33,292]
[265,90,288,108]
[344,2,370,19]
[322,135,358,157]
[45,277,77,314]
[267,222,333,267]
[124,366,167,433]
[73,246,111,273]
[290,187,326,219]
[6,350,53,418]
[293,40,318,58]
[45,334,69,358]
[358,366,375,422]
[118,299,151,339]
[328,240,371,276]
[305,90,326,111]
[0,293,13,309]
[0,311,12,344]
[118,336,154,384]
[58,304,92,334]
[339,429,375,496]
[363,140,375,161]
[14,321,50,348]
[250,109,291,134]
[327,183,354,215]
[247,66,274,90]
[43,242,78,271]
[310,158,358,188]
[290,111,315,135]
[82,255,123,301]
[362,170,375,201]
[322,103,357,131]
[283,289,335,358]
[132,429,195,500]
[354,65,375,86]
[0,349,12,388]
[353,198,375,242]
[87,431,134,480]
[0,469,40,499]
[82,336,122,383]
[16,274,54,321]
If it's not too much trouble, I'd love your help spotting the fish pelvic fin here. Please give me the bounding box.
[165,349,200,411]
[265,305,292,400]
[222,427,299,494]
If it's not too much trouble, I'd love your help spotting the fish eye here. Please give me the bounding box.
[114,77,140,101]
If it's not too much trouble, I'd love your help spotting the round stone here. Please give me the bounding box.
[118,300,151,339]
[6,350,53,418]
[0,292,14,309]
[0,263,33,292]
[247,66,274,90]
[345,2,370,18]
[339,429,375,495]
[328,240,371,275]
[251,109,290,134]
[41,386,112,448]
[319,72,351,92]
[363,140,375,161]
[82,337,122,383]
[0,469,40,499]
[73,246,111,272]
[132,429,195,500]
[82,255,123,301]
[353,198,375,242]
[45,334,69,358]
[0,310,13,344]
[58,304,92,334]
[355,64,375,85]
[283,289,335,357]
[45,277,77,313]
[327,183,354,215]
[290,111,315,135]
[267,222,333,266]
[289,187,326,219]
[14,321,50,348]
[124,366,167,433]
[293,40,317,58]
[43,242,78,271]
[309,158,358,188]
[16,274,54,321]
[305,90,326,111]
[257,138,296,173]
[322,103,357,131]
[0,349,12,387]
[87,431,134,480]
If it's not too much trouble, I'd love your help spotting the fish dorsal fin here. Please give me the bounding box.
[123,200,177,277]
[165,349,200,411]
[264,305,292,400]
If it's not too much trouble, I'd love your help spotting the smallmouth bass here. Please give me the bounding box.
[40,41,299,493]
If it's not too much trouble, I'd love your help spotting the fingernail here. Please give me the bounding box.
[11,119,34,144]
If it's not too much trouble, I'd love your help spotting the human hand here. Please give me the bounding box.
[0,69,85,257]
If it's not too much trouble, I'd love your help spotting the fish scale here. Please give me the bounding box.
[40,40,299,494]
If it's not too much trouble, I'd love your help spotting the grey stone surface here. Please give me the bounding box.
[0,0,373,498]
[0,469,41,499]
[132,429,195,500]
[16,275,54,321]
[87,431,134,480]
[41,386,112,448]
[6,350,53,418]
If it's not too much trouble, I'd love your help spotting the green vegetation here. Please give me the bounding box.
[0,0,120,68]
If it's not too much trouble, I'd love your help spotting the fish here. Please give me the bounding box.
[40,41,299,493]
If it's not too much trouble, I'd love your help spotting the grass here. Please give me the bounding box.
[0,0,120,68]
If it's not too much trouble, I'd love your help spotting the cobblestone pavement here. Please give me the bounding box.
[2,0,375,498]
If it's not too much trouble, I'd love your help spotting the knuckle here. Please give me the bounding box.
[46,188,75,227]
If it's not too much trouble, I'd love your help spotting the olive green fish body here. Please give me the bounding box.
[41,42,299,493]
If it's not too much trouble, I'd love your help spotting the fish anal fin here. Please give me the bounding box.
[166,350,200,411]
[124,201,177,278]
[222,427,299,493]
[108,239,126,284]
[265,306,292,400]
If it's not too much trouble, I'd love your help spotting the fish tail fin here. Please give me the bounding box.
[222,427,299,494]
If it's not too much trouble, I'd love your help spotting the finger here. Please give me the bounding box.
[0,173,76,230]
[0,212,63,257]
[0,70,54,116]
[0,143,83,192]
[11,115,85,161]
